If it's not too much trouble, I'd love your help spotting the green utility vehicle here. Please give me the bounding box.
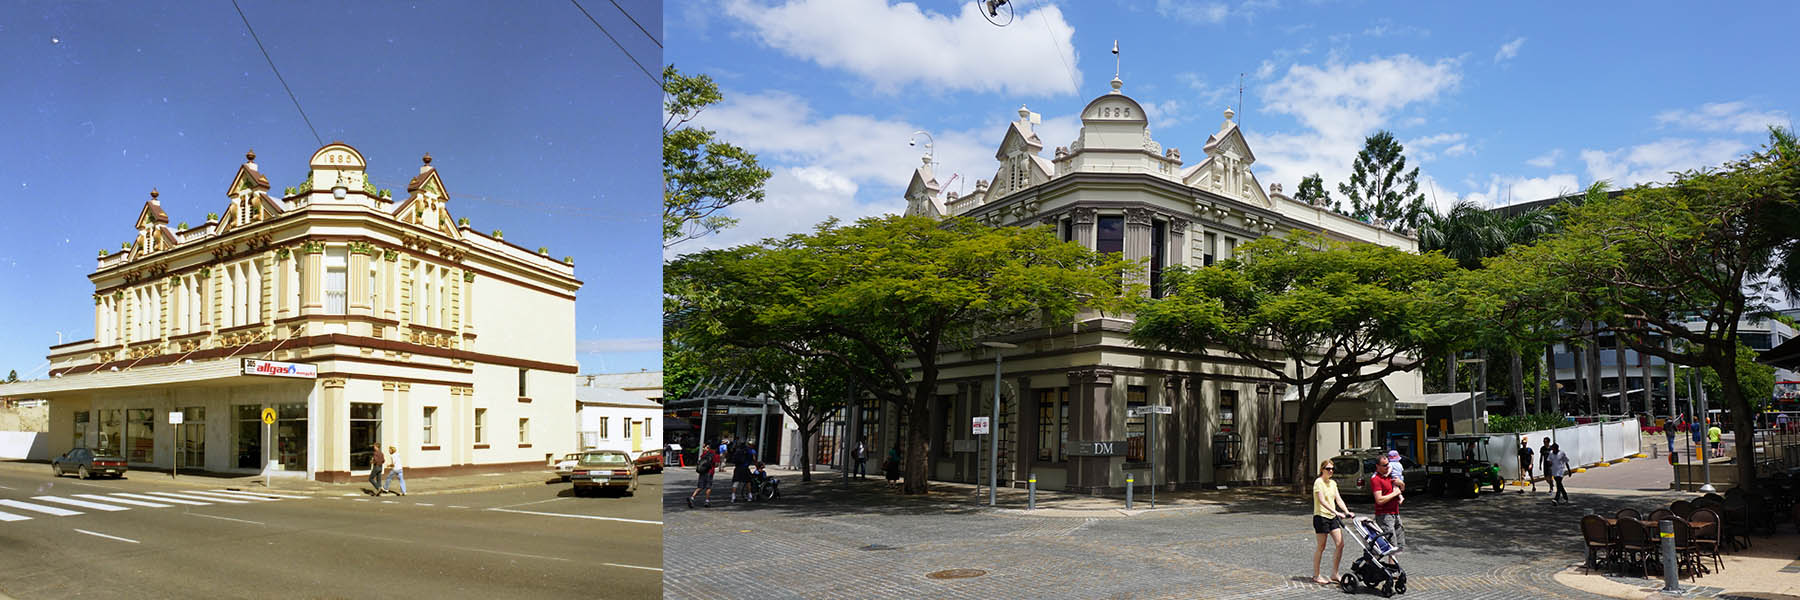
[1424,435,1504,499]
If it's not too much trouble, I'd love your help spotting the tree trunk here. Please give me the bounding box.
[1614,326,1629,415]
[1510,350,1524,416]
[798,420,814,482]
[1587,325,1603,414]
[1570,339,1586,415]
[1714,353,1758,491]
[1288,412,1319,492]
[1546,344,1558,415]
[1446,350,1458,392]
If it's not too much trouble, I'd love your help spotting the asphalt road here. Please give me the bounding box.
[0,465,662,599]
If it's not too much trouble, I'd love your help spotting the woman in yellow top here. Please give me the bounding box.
[1311,459,1354,585]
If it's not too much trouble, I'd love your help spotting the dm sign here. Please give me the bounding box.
[1066,441,1126,457]
[242,359,318,379]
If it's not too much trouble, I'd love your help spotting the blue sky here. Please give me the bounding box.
[0,2,663,379]
[666,0,1797,258]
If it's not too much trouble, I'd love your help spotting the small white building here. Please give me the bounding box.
[576,372,661,457]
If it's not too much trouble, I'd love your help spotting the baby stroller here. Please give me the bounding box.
[747,471,781,502]
[1338,516,1406,597]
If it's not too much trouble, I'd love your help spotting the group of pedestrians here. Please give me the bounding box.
[365,443,407,496]
[685,436,768,508]
[1309,453,1405,586]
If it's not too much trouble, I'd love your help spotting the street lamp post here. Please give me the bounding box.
[981,341,1018,507]
[1696,373,1715,493]
[1458,357,1487,433]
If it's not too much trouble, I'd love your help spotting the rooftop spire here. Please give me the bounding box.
[150,187,159,203]
[1110,40,1123,94]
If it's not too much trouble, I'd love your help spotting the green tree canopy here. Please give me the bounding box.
[1294,173,1338,213]
[1338,131,1427,233]
[663,65,772,248]
[1485,127,1800,488]
[664,215,1134,494]
[1129,232,1462,487]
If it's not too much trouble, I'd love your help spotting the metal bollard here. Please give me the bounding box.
[1028,474,1037,510]
[1125,473,1134,510]
[1660,519,1681,592]
[1582,508,1597,570]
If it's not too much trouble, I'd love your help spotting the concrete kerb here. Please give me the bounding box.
[0,458,561,498]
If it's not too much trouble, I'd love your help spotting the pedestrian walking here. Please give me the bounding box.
[368,444,386,496]
[853,440,868,479]
[687,442,719,508]
[1538,436,1553,484]
[1311,459,1353,585]
[884,444,902,488]
[1707,422,1722,458]
[383,445,408,496]
[1664,416,1679,458]
[1517,438,1535,493]
[1548,443,1571,505]
[729,439,753,502]
[1370,454,1404,553]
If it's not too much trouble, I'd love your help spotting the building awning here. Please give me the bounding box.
[1281,379,1400,423]
[1761,336,1800,370]
[0,358,306,399]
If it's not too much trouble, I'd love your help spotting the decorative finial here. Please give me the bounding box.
[422,152,433,165]
[1018,104,1030,120]
[150,188,159,201]
[922,155,933,166]
[1224,107,1235,121]
[246,148,256,162]
[1110,76,1123,94]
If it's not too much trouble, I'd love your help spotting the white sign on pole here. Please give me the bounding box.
[1129,406,1173,417]
[972,416,991,435]
[168,412,184,425]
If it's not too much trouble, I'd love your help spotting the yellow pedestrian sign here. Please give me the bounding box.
[261,407,276,425]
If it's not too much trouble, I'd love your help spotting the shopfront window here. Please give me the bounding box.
[1125,386,1147,463]
[73,411,89,449]
[178,407,204,470]
[126,408,154,463]
[277,403,306,471]
[99,409,122,456]
[350,403,381,471]
[1036,389,1060,461]
[236,405,262,469]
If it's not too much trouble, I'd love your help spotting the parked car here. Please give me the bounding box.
[633,449,664,474]
[1329,448,1418,499]
[571,450,637,497]
[550,453,582,481]
[51,448,128,479]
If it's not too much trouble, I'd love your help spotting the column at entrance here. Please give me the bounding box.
[1067,368,1117,494]
[319,378,347,478]
[1163,375,1186,488]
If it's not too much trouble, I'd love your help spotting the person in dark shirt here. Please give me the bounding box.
[1517,438,1535,493]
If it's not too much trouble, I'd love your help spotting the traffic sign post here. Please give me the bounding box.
[972,417,990,435]
[261,407,276,489]
[169,411,184,478]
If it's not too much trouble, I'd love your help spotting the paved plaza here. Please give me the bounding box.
[662,466,1707,600]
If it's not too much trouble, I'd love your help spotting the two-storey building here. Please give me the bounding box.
[870,75,1422,494]
[1,144,581,482]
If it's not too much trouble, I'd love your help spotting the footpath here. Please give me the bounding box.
[0,458,559,497]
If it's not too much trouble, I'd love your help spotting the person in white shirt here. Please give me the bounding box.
[383,445,408,496]
[1548,444,1571,505]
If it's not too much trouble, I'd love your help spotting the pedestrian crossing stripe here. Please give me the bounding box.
[0,490,307,522]
[145,491,249,504]
[112,492,210,506]
[72,494,170,508]
[0,499,83,516]
[34,496,130,512]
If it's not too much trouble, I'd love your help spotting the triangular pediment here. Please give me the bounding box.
[224,164,271,197]
[994,121,1044,161]
[903,165,944,219]
[1203,124,1256,164]
[406,168,449,200]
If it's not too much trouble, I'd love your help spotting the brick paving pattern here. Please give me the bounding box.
[664,469,1690,599]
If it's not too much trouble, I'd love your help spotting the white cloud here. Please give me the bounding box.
[1250,54,1463,193]
[577,337,663,353]
[1176,72,1235,106]
[1363,18,1429,38]
[1494,37,1525,63]
[721,0,1081,96]
[1525,149,1562,168]
[1655,101,1791,134]
[1580,138,1748,186]
[1157,0,1230,24]
[1404,132,1467,162]
[671,90,1058,257]
[1140,99,1187,128]
[1455,173,1581,208]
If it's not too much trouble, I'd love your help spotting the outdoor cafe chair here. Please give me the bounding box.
[1648,508,1676,522]
[1580,515,1618,575]
[1672,500,1696,520]
[1669,517,1705,581]
[1722,500,1752,550]
[1689,508,1724,572]
[1615,508,1641,521]
[1615,518,1657,577]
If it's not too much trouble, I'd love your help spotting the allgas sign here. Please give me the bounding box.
[242,359,318,379]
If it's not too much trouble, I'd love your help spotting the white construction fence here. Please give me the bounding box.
[1474,419,1642,480]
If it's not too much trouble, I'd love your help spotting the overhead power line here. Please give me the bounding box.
[231,0,323,147]
[606,0,661,49]
[570,0,660,86]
